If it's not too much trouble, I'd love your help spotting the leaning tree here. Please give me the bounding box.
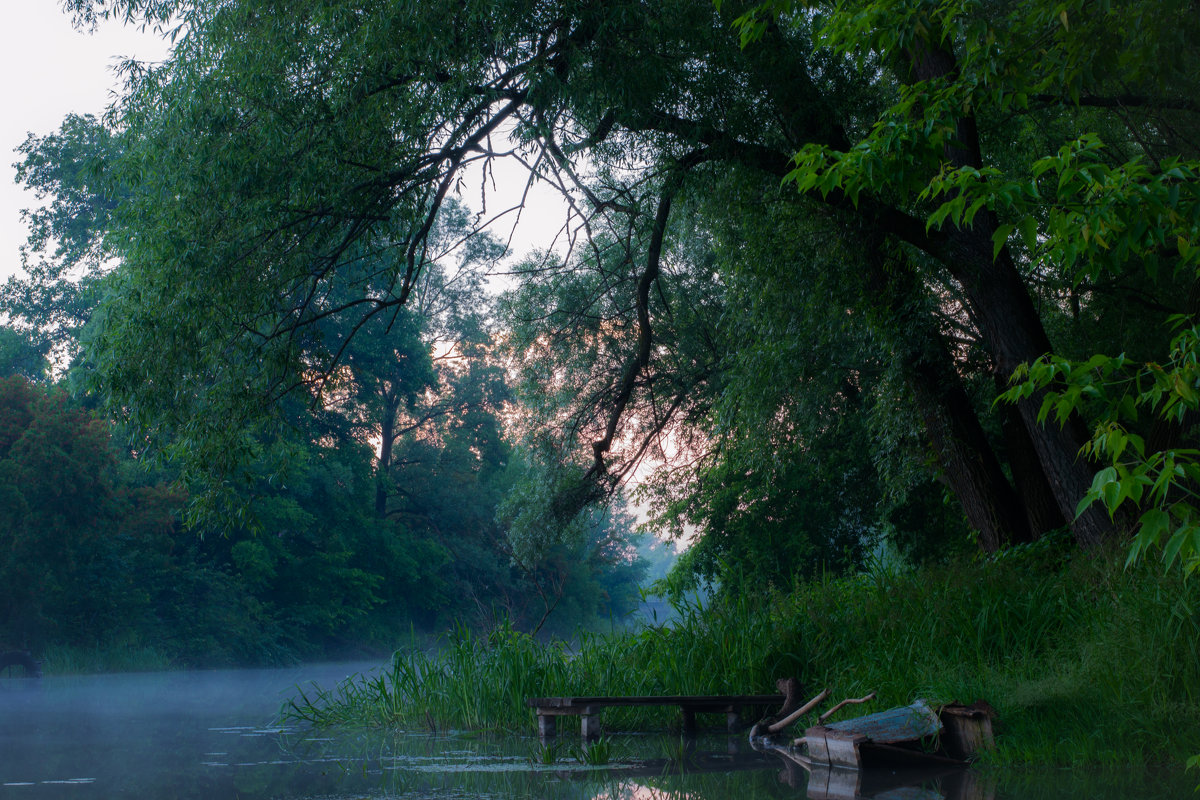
[55,0,1200,563]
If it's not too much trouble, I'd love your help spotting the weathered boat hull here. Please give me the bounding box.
[802,700,995,769]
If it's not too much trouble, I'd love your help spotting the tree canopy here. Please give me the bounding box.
[18,0,1200,588]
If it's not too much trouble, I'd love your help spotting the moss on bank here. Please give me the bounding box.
[288,542,1200,767]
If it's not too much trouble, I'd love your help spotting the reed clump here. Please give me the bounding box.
[287,544,1200,766]
[36,639,174,674]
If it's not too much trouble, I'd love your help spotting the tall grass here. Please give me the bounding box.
[773,543,1200,765]
[288,543,1200,766]
[36,639,175,674]
[288,600,791,732]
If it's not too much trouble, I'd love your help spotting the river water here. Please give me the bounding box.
[0,663,1192,799]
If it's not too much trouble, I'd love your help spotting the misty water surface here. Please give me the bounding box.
[0,663,1193,799]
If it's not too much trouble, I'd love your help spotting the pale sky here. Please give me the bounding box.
[0,4,663,533]
[0,5,570,288]
[0,5,169,284]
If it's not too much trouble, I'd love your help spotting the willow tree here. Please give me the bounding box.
[59,0,1200,559]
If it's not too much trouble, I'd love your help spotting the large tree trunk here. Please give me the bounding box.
[745,23,1112,549]
[750,30,1041,552]
[375,391,399,518]
[868,244,1032,551]
[997,387,1067,538]
[907,36,1115,549]
[938,225,1112,548]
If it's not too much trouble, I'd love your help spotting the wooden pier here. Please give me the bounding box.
[526,694,784,740]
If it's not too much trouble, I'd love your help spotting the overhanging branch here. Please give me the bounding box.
[586,148,708,481]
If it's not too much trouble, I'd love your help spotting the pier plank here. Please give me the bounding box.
[527,694,785,740]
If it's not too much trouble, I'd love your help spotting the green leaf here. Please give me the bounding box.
[991,223,1014,259]
[1101,478,1122,514]
[1037,393,1057,423]
[1107,427,1127,460]
[1128,507,1170,568]
[1074,491,1098,520]
[1163,525,1194,569]
[1018,215,1038,251]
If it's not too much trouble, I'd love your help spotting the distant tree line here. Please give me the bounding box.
[0,306,644,665]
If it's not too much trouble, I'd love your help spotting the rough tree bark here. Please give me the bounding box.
[866,242,1033,551]
[996,387,1067,538]
[907,33,1115,549]
[375,388,400,518]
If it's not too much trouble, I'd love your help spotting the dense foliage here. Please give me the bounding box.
[0,342,646,666]
[4,0,1200,695]
[15,0,1191,588]
[291,543,1200,766]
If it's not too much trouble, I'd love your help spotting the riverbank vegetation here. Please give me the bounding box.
[291,542,1200,766]
[0,360,647,669]
[2,0,1199,769]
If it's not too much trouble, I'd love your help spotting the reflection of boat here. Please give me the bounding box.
[759,738,996,800]
[753,697,994,769]
[750,697,997,798]
[804,762,994,800]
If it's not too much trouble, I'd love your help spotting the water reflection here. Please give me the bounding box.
[0,666,1193,799]
[0,663,377,798]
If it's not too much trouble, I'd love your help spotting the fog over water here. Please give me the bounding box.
[0,662,386,798]
[0,663,1194,800]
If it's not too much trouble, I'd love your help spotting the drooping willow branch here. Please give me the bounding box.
[585,148,709,482]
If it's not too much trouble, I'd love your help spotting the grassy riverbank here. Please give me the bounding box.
[24,640,174,675]
[288,539,1200,767]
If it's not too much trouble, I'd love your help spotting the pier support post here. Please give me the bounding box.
[537,713,556,740]
[580,710,601,741]
[939,702,996,760]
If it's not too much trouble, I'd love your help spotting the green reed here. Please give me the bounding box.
[36,639,174,674]
[287,545,1200,766]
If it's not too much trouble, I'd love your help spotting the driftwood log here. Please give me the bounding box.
[765,688,832,734]
[750,683,881,740]
[818,691,877,723]
[749,684,833,738]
